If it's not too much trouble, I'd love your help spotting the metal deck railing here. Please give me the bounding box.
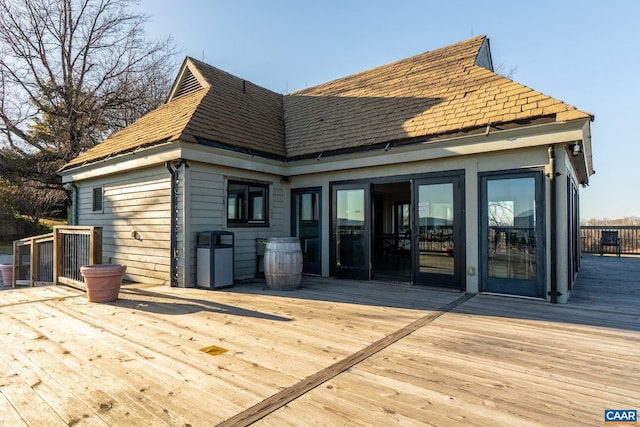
[580,226,640,255]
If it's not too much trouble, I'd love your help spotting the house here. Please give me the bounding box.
[59,36,593,303]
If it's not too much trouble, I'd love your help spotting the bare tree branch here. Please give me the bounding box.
[0,0,177,158]
[0,0,178,215]
[0,0,176,222]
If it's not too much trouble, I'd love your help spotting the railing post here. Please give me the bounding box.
[30,236,37,287]
[53,227,62,286]
[90,227,103,264]
[12,239,17,288]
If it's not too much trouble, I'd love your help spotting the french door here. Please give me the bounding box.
[291,188,322,275]
[331,183,370,280]
[480,171,545,298]
[413,175,464,288]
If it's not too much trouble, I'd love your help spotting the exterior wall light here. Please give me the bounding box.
[572,143,581,157]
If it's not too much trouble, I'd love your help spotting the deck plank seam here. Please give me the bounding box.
[216,292,475,427]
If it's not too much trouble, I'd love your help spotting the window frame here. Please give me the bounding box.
[92,186,103,212]
[226,179,270,226]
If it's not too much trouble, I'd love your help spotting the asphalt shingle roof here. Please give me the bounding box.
[63,87,208,169]
[61,35,590,171]
[182,58,285,157]
[284,36,589,157]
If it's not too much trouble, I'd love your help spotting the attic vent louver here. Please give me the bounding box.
[174,68,202,98]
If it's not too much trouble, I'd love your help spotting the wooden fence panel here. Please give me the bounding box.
[13,226,102,288]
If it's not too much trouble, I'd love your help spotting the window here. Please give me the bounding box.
[394,201,410,234]
[92,187,103,212]
[227,180,269,225]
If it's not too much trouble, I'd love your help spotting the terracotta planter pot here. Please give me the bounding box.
[0,263,13,287]
[80,264,126,303]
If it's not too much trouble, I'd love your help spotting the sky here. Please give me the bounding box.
[138,0,640,220]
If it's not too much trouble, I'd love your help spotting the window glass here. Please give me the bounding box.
[92,187,103,212]
[487,177,536,281]
[300,193,318,222]
[395,202,410,234]
[227,181,268,225]
[336,188,365,268]
[249,185,265,221]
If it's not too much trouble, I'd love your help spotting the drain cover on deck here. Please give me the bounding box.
[199,345,228,356]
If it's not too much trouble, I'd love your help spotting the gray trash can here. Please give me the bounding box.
[196,231,234,289]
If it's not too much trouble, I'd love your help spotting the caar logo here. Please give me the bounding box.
[604,410,637,425]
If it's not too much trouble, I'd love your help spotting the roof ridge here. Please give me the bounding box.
[186,56,281,97]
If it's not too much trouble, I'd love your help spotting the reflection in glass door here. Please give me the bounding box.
[480,172,544,298]
[291,188,321,275]
[414,176,463,288]
[332,184,370,279]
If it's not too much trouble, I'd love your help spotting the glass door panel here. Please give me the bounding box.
[414,176,463,288]
[332,184,370,279]
[481,173,544,298]
[418,183,454,276]
[292,188,321,275]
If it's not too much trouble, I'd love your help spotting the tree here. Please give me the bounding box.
[0,178,66,226]
[0,0,177,191]
[494,62,518,80]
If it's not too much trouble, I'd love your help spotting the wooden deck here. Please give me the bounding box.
[0,255,638,426]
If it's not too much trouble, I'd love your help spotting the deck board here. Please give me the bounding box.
[0,255,639,426]
[1,300,202,426]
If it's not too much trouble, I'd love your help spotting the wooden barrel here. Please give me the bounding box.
[264,237,302,290]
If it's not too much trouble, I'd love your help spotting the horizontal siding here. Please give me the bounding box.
[186,163,288,284]
[77,165,171,285]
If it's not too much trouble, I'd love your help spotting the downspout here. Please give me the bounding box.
[166,159,189,287]
[547,146,560,303]
[166,161,178,287]
[63,182,79,225]
[70,182,79,225]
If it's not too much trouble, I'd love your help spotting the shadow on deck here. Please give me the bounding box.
[0,254,638,426]
[207,254,640,332]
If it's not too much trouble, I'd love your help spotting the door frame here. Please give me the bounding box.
[291,187,322,275]
[371,182,413,281]
[567,176,580,290]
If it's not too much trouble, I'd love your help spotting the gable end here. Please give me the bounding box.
[167,58,211,102]
[474,37,494,72]
[173,68,202,99]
